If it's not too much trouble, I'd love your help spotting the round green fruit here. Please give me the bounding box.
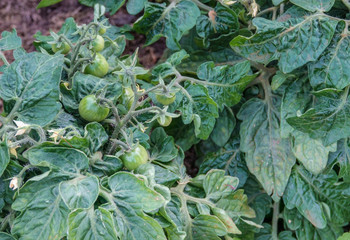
[99,27,106,35]
[92,35,105,52]
[157,116,172,127]
[78,95,110,122]
[51,42,71,54]
[121,144,149,170]
[120,87,135,110]
[84,53,109,78]
[156,92,176,105]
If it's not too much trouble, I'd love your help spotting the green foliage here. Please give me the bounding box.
[2,0,350,239]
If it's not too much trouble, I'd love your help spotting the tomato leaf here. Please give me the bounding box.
[133,1,200,50]
[68,207,119,240]
[0,52,64,126]
[230,13,338,73]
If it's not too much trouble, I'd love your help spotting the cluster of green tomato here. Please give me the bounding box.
[52,27,109,78]
[76,92,175,171]
[52,28,177,171]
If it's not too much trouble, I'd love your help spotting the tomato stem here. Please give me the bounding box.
[272,200,280,240]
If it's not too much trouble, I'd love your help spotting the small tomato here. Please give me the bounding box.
[84,53,109,78]
[78,95,109,122]
[157,116,172,127]
[120,87,135,110]
[121,144,149,170]
[51,42,71,54]
[156,92,176,105]
[92,35,105,52]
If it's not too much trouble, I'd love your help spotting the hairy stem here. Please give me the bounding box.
[272,201,280,240]
[256,7,278,17]
[192,0,214,11]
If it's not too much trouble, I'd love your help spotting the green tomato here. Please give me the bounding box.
[120,87,135,109]
[156,92,176,105]
[84,53,109,78]
[92,35,105,52]
[78,95,110,122]
[51,42,71,54]
[99,27,106,35]
[157,116,172,127]
[121,144,149,170]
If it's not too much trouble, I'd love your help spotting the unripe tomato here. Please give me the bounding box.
[120,87,134,110]
[157,116,172,127]
[99,27,106,35]
[121,144,149,170]
[51,42,71,54]
[78,95,110,122]
[84,53,109,78]
[156,92,176,105]
[92,35,105,52]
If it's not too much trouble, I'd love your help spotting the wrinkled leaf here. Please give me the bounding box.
[133,1,200,50]
[238,98,295,201]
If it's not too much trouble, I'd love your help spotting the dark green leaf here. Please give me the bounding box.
[290,0,335,12]
[106,172,167,239]
[328,139,350,182]
[133,1,200,50]
[0,139,10,177]
[150,128,178,163]
[199,139,249,188]
[287,88,350,146]
[59,175,99,209]
[24,146,89,174]
[197,60,256,110]
[0,52,63,126]
[78,0,124,15]
[231,14,338,73]
[179,84,219,140]
[91,155,123,177]
[12,174,70,240]
[0,232,16,240]
[210,108,236,147]
[308,22,350,90]
[283,166,350,228]
[238,98,295,201]
[196,3,239,47]
[68,207,118,240]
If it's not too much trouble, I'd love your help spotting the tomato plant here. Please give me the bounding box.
[1,0,350,240]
